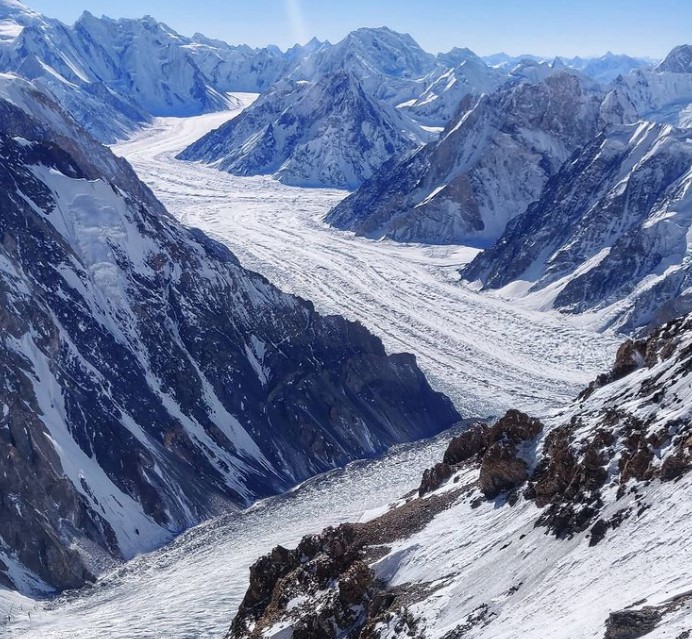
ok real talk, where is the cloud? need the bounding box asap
[285,0,308,45]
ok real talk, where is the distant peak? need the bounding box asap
[657,44,692,73]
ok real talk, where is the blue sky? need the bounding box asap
[28,0,690,58]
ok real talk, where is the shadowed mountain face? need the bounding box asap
[0,79,460,594]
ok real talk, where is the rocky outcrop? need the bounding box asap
[227,490,460,639]
[605,590,692,639]
[443,422,490,465]
[605,609,663,639]
[478,411,543,498]
[420,412,542,499]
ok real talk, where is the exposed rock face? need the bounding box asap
[605,609,664,639]
[478,411,543,498]
[462,122,692,333]
[442,422,490,465]
[327,71,603,245]
[0,78,460,593]
[227,491,459,639]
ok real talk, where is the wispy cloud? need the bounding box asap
[285,0,308,45]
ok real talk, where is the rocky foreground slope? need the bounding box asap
[0,75,460,595]
[226,314,692,639]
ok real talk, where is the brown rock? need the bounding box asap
[479,442,530,499]
[419,463,454,496]
[443,424,489,465]
[660,452,690,482]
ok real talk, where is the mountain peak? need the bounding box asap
[657,44,692,73]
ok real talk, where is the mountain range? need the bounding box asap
[327,44,692,332]
[0,2,690,636]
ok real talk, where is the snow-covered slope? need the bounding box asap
[401,49,503,127]
[327,71,604,245]
[601,48,692,128]
[226,314,692,638]
[178,70,425,189]
[462,122,692,333]
[0,1,231,141]
[0,77,460,595]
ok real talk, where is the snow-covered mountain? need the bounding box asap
[560,52,653,84]
[0,1,232,141]
[178,69,427,189]
[293,27,437,107]
[177,27,453,189]
[0,75,460,595]
[657,44,692,73]
[601,47,692,128]
[182,35,330,94]
[225,313,692,638]
[462,122,692,333]
[327,70,604,245]
[401,48,503,127]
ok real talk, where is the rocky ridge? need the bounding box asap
[225,314,692,639]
